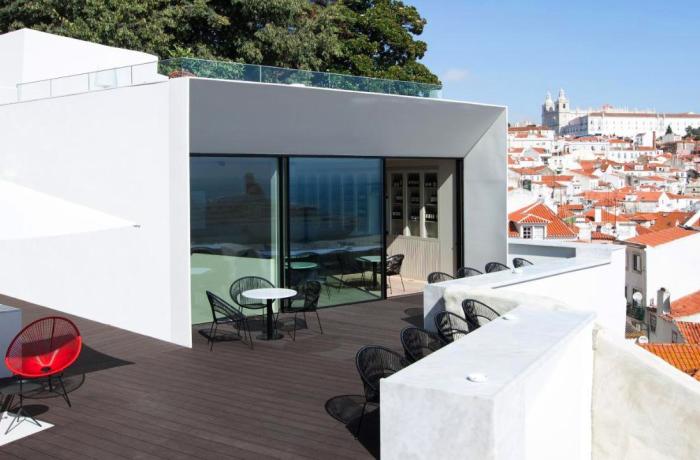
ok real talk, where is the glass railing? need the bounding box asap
[158,58,442,98]
[12,58,442,102]
[16,62,161,102]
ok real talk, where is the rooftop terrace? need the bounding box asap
[0,293,422,459]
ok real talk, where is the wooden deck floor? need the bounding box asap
[0,293,424,459]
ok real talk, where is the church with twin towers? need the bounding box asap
[541,89,700,138]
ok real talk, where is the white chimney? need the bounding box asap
[594,207,602,223]
[657,288,671,315]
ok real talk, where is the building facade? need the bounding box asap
[542,89,700,138]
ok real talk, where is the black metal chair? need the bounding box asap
[230,276,275,333]
[461,299,500,332]
[434,311,471,343]
[336,250,367,290]
[455,266,483,278]
[400,327,445,363]
[279,280,323,340]
[427,272,454,284]
[355,346,408,437]
[386,254,405,293]
[512,257,533,268]
[205,291,253,350]
[484,262,510,273]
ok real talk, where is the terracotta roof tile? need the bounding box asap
[677,322,700,345]
[671,291,700,319]
[638,343,700,381]
[626,226,698,247]
[508,202,577,239]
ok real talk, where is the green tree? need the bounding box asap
[0,0,438,83]
[665,125,673,135]
[329,0,438,84]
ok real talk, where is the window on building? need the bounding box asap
[522,226,532,239]
[672,331,679,343]
[633,253,642,272]
[649,313,657,334]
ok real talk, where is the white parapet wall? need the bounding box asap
[424,241,627,337]
[592,330,700,459]
[382,305,596,459]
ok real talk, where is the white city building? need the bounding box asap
[542,89,700,138]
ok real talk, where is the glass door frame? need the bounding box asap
[281,155,387,307]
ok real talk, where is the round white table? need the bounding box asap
[242,288,297,341]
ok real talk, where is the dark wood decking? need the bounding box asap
[0,294,424,459]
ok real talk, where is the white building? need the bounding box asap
[541,89,700,138]
[622,227,700,309]
[0,29,507,347]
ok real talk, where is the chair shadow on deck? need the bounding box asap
[21,345,133,402]
[325,395,380,459]
[1,345,133,418]
[401,307,424,328]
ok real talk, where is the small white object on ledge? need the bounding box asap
[501,314,516,321]
[467,373,488,383]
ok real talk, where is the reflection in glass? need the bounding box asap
[288,158,382,307]
[190,157,279,324]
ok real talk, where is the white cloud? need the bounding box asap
[442,68,469,83]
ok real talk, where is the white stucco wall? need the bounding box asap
[593,330,700,459]
[0,79,191,346]
[0,29,156,84]
[645,232,700,303]
[424,242,627,336]
[382,306,595,460]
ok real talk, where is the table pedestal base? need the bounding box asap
[257,331,284,341]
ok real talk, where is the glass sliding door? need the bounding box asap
[190,156,280,324]
[288,157,383,307]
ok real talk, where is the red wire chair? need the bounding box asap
[4,316,82,433]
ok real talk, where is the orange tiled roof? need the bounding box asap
[591,231,616,241]
[583,209,631,224]
[638,343,700,381]
[626,226,698,247]
[677,322,700,345]
[508,202,578,239]
[671,291,700,319]
[648,211,694,231]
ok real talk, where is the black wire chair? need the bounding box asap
[434,311,471,343]
[279,280,323,341]
[386,254,406,293]
[455,266,483,278]
[336,250,367,290]
[355,346,408,437]
[400,327,445,363]
[461,299,500,332]
[512,257,533,268]
[230,276,274,332]
[205,291,253,350]
[484,262,510,273]
[427,272,454,284]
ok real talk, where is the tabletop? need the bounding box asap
[357,255,381,264]
[287,261,319,270]
[243,288,297,300]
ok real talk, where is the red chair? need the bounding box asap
[4,316,82,432]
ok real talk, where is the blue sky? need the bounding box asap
[408,1,700,123]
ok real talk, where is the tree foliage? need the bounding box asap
[0,0,438,83]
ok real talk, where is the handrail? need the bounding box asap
[13,57,442,102]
